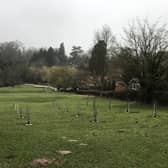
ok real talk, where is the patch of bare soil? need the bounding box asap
[31,155,66,167]
[68,139,78,142]
[31,158,52,167]
[61,136,67,139]
[57,150,72,155]
[79,143,88,146]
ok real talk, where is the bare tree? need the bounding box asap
[122,19,168,102]
[94,25,116,55]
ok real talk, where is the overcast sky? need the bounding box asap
[0,0,168,54]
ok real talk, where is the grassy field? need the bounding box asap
[0,85,168,168]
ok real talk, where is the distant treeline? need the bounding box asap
[0,41,91,87]
[1,19,168,104]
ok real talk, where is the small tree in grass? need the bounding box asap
[89,40,107,89]
[14,104,19,114]
[86,95,89,106]
[126,92,130,112]
[19,106,23,119]
[65,105,69,113]
[26,105,32,125]
[76,104,80,118]
[109,98,112,112]
[152,100,158,118]
[93,97,97,122]
[126,101,130,112]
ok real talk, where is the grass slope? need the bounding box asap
[0,85,168,168]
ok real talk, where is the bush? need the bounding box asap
[40,66,79,89]
[113,91,128,100]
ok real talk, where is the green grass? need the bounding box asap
[0,85,168,168]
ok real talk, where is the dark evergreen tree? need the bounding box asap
[89,40,107,87]
[69,46,84,67]
[30,48,48,66]
[0,41,28,86]
[58,43,67,65]
[46,47,55,66]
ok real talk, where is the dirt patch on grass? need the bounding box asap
[31,158,52,167]
[61,136,67,139]
[57,150,72,155]
[31,155,66,167]
[68,139,78,142]
[79,143,88,146]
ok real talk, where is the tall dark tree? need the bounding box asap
[69,46,84,67]
[58,43,67,65]
[94,25,117,57]
[30,48,47,66]
[89,40,107,87]
[46,47,55,66]
[0,41,27,86]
